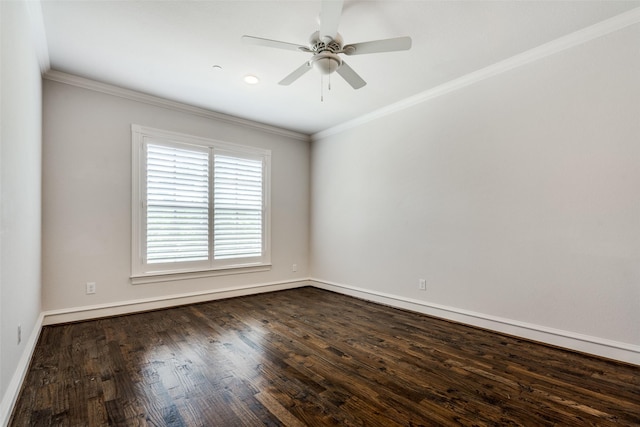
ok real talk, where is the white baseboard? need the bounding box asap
[42,279,310,325]
[1,313,44,427]
[310,278,640,366]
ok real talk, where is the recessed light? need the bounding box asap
[212,65,222,70]
[244,75,260,85]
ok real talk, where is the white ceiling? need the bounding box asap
[39,0,640,135]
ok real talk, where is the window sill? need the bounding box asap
[130,263,272,285]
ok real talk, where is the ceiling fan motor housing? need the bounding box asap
[310,31,343,53]
[309,31,343,74]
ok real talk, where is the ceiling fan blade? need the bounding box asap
[343,36,412,55]
[242,35,311,53]
[279,61,313,85]
[319,0,344,39]
[336,61,366,89]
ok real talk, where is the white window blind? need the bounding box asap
[214,154,263,260]
[132,125,271,279]
[146,144,209,264]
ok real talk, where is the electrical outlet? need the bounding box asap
[17,325,22,345]
[292,264,298,272]
[418,279,427,291]
[86,282,96,294]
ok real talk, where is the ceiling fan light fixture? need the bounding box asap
[312,52,341,75]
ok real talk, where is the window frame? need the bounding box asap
[131,125,271,283]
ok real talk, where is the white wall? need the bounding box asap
[41,78,310,317]
[0,0,43,416]
[311,23,640,361]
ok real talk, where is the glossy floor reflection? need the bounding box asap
[10,287,640,426]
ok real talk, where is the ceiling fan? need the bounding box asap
[242,0,412,90]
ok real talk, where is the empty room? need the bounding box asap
[1,0,639,425]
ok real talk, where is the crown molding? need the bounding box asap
[313,7,640,141]
[43,70,310,142]
[25,0,50,73]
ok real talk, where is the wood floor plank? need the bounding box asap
[9,287,640,426]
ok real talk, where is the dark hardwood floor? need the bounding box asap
[9,287,640,426]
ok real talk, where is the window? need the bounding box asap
[131,125,271,280]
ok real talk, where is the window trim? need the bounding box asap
[131,124,271,282]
